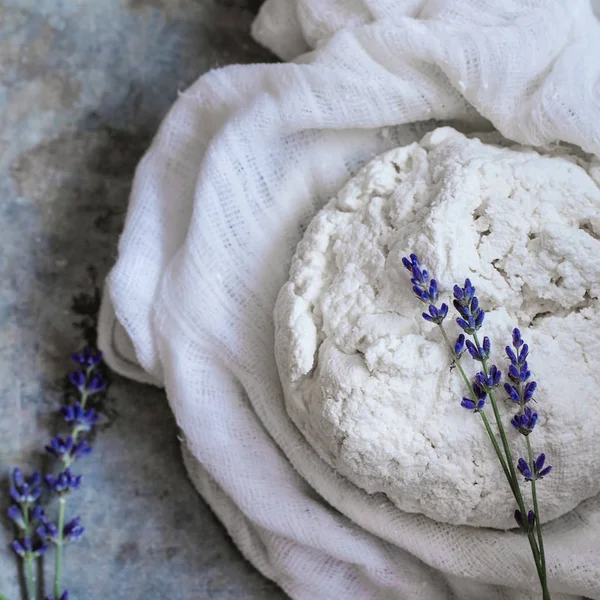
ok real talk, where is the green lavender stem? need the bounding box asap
[53,376,90,597]
[527,436,549,599]
[22,508,37,600]
[54,497,66,598]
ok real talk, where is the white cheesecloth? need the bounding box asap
[98,1,600,598]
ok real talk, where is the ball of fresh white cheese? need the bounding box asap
[274,127,600,529]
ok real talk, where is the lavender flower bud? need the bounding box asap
[505,346,517,365]
[523,381,537,402]
[45,469,82,495]
[12,537,46,558]
[45,436,75,461]
[10,470,42,504]
[534,453,552,479]
[511,407,538,436]
[512,328,524,348]
[454,334,465,356]
[517,458,533,481]
[87,373,107,394]
[61,402,98,431]
[69,370,86,390]
[7,505,25,529]
[514,509,535,532]
[63,517,85,543]
[460,397,485,412]
[72,348,102,367]
[37,516,59,541]
[504,383,520,403]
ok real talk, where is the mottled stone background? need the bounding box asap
[0,0,285,597]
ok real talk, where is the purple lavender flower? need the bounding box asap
[453,279,485,333]
[86,372,107,394]
[511,407,538,436]
[46,436,92,463]
[72,347,102,367]
[68,370,86,391]
[44,469,82,494]
[12,537,47,558]
[454,334,465,356]
[474,365,502,391]
[7,505,26,529]
[514,509,536,532]
[61,402,98,431]
[45,436,75,461]
[31,505,44,521]
[63,517,85,543]
[402,254,448,324]
[10,469,42,505]
[517,454,552,482]
[461,384,487,412]
[465,337,491,362]
[422,303,449,324]
[37,516,59,541]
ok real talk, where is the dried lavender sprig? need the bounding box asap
[41,349,106,599]
[7,469,45,600]
[402,255,548,597]
[401,256,514,488]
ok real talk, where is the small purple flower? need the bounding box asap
[523,381,537,402]
[45,469,82,494]
[37,516,59,541]
[402,254,448,324]
[461,384,487,412]
[45,436,75,461]
[474,365,502,391]
[534,453,552,479]
[454,334,465,356]
[514,509,535,532]
[517,458,533,481]
[512,328,524,348]
[12,537,47,558]
[73,440,92,460]
[31,505,44,521]
[43,432,90,468]
[517,454,552,482]
[69,370,86,390]
[504,382,520,403]
[63,516,85,543]
[453,279,485,334]
[422,303,449,325]
[87,373,107,394]
[61,402,98,431]
[461,397,485,412]
[511,407,538,436]
[7,505,25,529]
[72,347,103,367]
[10,469,42,505]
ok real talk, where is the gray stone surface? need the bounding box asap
[0,0,286,597]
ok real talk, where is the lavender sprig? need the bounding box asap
[402,254,551,600]
[7,469,45,600]
[39,350,106,599]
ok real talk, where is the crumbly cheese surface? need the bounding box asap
[274,127,600,529]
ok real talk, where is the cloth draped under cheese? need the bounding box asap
[98,1,600,598]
